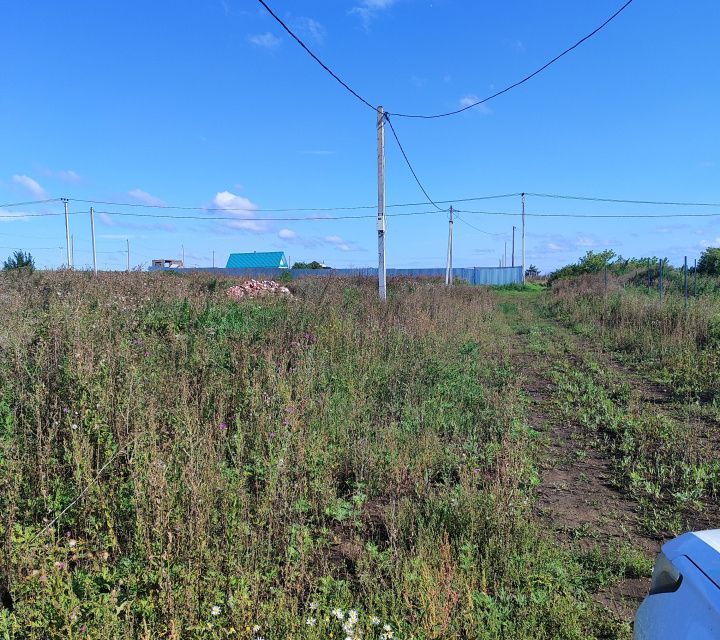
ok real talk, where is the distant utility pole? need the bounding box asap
[90,207,97,275]
[212,250,215,269]
[71,234,74,267]
[504,241,507,268]
[684,256,688,306]
[445,206,454,285]
[62,198,72,268]
[182,244,185,266]
[521,193,526,283]
[512,225,516,268]
[127,239,130,273]
[377,105,387,301]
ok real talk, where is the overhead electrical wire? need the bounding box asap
[64,193,519,212]
[0,198,61,208]
[255,0,376,112]
[455,208,720,219]
[383,114,446,211]
[255,0,634,119]
[454,214,509,236]
[389,0,635,119]
[527,192,720,207]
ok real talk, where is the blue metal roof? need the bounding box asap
[226,251,288,269]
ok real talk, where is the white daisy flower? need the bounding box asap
[306,617,317,626]
[210,605,221,616]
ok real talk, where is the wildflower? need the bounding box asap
[252,625,261,633]
[62,407,69,414]
[269,431,276,439]
[211,605,221,616]
[277,457,285,468]
[383,624,392,632]
[219,422,228,430]
[309,601,319,610]
[332,608,345,620]
[68,539,77,548]
[371,617,381,626]
[54,561,66,570]
[348,610,358,624]
[71,424,78,430]
[342,622,354,634]
[306,617,317,626]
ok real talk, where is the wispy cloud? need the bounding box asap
[248,32,281,49]
[458,95,492,114]
[40,168,82,184]
[128,188,166,207]
[325,234,362,252]
[292,16,325,44]
[212,191,267,232]
[350,0,398,28]
[278,228,296,239]
[12,174,45,198]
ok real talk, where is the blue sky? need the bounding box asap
[1,0,718,273]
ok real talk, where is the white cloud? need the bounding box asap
[278,228,296,239]
[350,0,398,27]
[458,96,492,114]
[700,237,720,248]
[128,188,166,207]
[575,235,596,247]
[212,191,266,232]
[248,32,281,49]
[294,16,325,44]
[546,242,564,251]
[12,174,45,197]
[56,170,81,184]
[325,234,358,252]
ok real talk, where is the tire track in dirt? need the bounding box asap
[500,294,659,623]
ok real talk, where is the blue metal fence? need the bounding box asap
[152,266,523,286]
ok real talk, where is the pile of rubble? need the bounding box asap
[226,279,292,300]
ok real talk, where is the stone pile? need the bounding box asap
[226,279,292,300]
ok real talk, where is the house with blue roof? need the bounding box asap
[226,251,289,269]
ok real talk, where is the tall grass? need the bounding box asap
[550,273,720,400]
[0,272,626,639]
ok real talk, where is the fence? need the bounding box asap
[149,266,524,286]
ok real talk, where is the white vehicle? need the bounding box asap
[635,530,720,639]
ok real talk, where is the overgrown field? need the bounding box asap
[0,273,628,639]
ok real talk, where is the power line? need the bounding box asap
[527,192,720,207]
[255,0,376,112]
[92,208,443,221]
[389,0,636,119]
[454,214,509,236]
[383,114,445,211]
[0,198,62,208]
[65,194,521,212]
[456,208,720,219]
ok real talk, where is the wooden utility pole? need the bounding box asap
[90,207,97,275]
[62,198,71,268]
[445,206,454,285]
[511,225,516,268]
[377,106,386,301]
[521,193,526,283]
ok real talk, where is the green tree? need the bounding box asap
[3,250,34,272]
[525,264,540,278]
[292,261,329,269]
[697,247,720,276]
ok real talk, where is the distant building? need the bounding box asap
[226,251,289,269]
[150,259,184,270]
